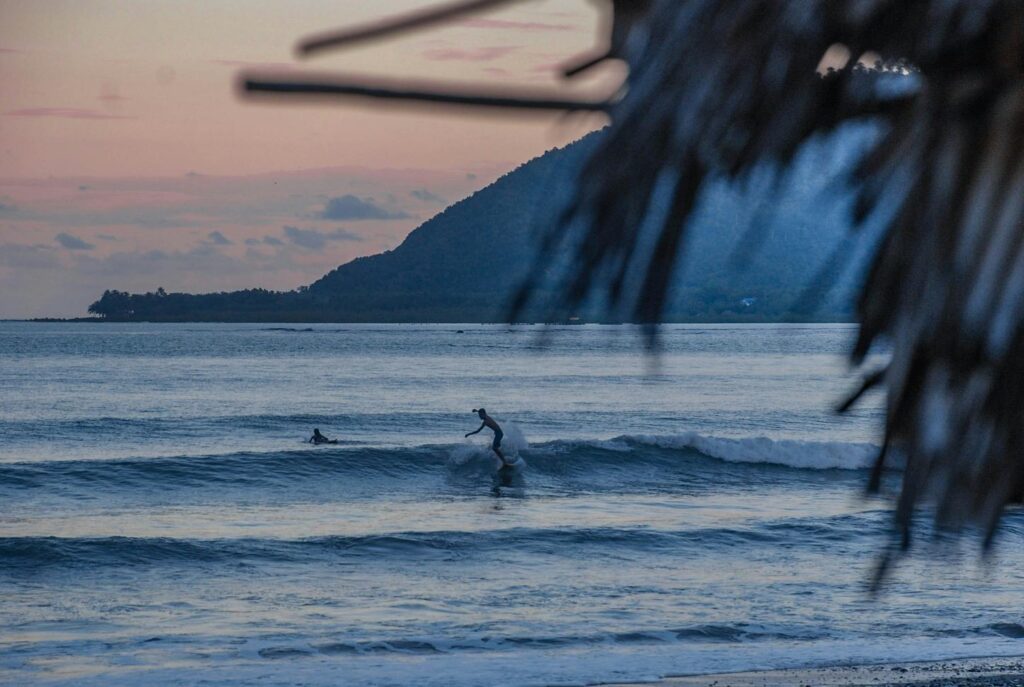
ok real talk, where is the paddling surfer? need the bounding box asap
[465,408,509,465]
[308,428,338,445]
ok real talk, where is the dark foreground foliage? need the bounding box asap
[512,0,1024,572]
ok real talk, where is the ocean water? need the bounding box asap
[3,322,1024,687]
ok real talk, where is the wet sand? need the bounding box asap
[607,656,1024,687]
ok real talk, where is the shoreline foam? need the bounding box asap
[604,655,1024,687]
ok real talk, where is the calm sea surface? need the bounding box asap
[3,323,1024,686]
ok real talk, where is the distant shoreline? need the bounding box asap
[13,317,105,323]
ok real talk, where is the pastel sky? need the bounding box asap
[0,0,614,317]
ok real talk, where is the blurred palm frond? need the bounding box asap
[515,0,1024,575]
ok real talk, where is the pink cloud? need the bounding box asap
[0,48,22,54]
[422,45,519,62]
[99,85,128,103]
[5,108,136,120]
[456,18,575,31]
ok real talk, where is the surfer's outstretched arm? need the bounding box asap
[465,422,485,438]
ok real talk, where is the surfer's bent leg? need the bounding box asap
[492,431,506,463]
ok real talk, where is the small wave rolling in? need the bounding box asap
[3,323,1024,687]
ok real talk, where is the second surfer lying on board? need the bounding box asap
[465,408,509,465]
[308,428,338,445]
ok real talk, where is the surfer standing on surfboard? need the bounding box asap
[465,408,509,465]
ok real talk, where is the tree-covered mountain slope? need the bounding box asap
[88,127,879,323]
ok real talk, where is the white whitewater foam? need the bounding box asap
[622,432,881,470]
[497,420,528,457]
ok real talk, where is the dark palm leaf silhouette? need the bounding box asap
[243,0,1024,575]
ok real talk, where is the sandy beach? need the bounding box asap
[610,656,1024,687]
